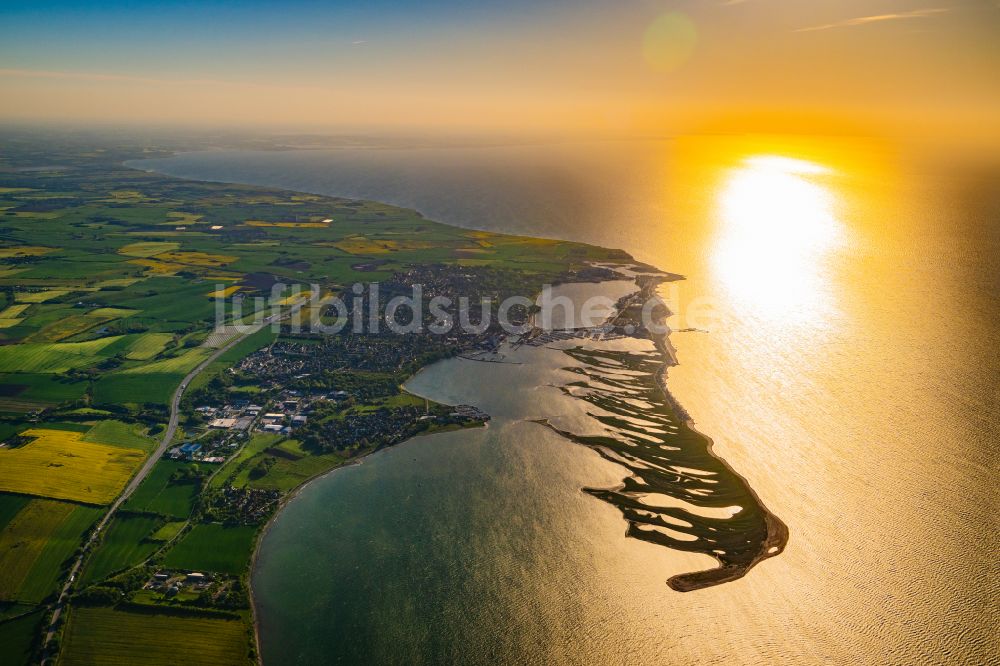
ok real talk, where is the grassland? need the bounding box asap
[0,429,144,504]
[81,420,155,452]
[91,372,180,408]
[78,515,162,586]
[207,433,283,490]
[0,500,75,601]
[236,448,345,493]
[124,460,202,518]
[0,336,124,373]
[0,373,88,413]
[162,523,258,575]
[123,332,174,360]
[0,493,31,531]
[118,347,211,375]
[60,606,249,666]
[149,520,185,542]
[0,610,44,666]
[0,499,101,603]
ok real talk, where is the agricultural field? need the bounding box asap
[116,241,180,258]
[0,373,88,413]
[15,290,70,304]
[0,303,30,318]
[0,609,44,666]
[0,336,125,373]
[0,429,144,504]
[124,459,204,518]
[25,309,133,343]
[78,514,163,586]
[149,520,186,542]
[0,493,32,531]
[60,606,249,666]
[118,346,211,375]
[123,332,175,360]
[81,419,156,452]
[161,523,258,575]
[0,133,625,664]
[0,499,101,603]
[91,372,180,408]
[0,500,73,601]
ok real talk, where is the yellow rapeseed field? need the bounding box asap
[116,241,179,257]
[156,251,236,267]
[206,285,241,298]
[16,290,70,303]
[0,429,144,505]
[332,236,434,254]
[0,246,54,258]
[246,219,330,228]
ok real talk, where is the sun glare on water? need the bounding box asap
[711,154,844,322]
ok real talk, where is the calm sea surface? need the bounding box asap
[133,138,999,664]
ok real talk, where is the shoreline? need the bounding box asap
[632,276,789,590]
[246,416,489,664]
[533,275,788,591]
[127,153,785,658]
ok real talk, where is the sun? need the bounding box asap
[711,154,844,321]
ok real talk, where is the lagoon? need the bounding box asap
[137,137,999,663]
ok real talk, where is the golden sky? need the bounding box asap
[1,1,998,141]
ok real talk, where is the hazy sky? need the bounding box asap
[1,0,998,139]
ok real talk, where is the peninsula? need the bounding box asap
[0,132,783,665]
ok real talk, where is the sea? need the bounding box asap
[131,135,999,665]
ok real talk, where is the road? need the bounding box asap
[41,285,318,657]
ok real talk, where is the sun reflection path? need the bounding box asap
[711,155,844,323]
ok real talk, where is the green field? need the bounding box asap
[0,609,44,666]
[91,372,181,407]
[149,520,186,542]
[0,336,124,373]
[0,500,73,601]
[119,347,211,375]
[0,493,31,532]
[82,419,156,452]
[238,449,345,493]
[0,373,88,413]
[123,332,175,360]
[79,514,162,586]
[208,433,283,490]
[162,523,258,575]
[60,606,249,666]
[124,459,202,518]
[0,499,101,603]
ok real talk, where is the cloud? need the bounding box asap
[794,7,949,32]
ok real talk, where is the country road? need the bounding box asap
[41,284,318,657]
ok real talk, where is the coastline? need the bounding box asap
[124,153,785,660]
[644,281,789,589]
[247,413,489,664]
[530,275,788,592]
